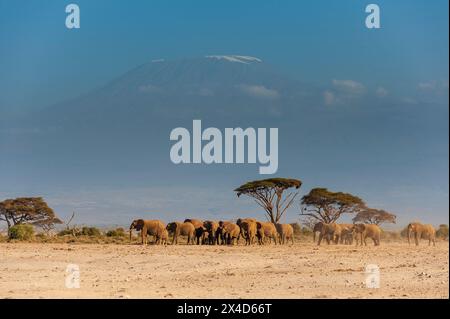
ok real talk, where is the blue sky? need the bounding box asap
[0,0,448,228]
[1,0,448,111]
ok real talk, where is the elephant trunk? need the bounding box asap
[129,229,133,242]
[407,228,411,245]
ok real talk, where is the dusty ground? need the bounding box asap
[0,241,448,299]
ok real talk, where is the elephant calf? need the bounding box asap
[339,224,355,245]
[158,229,169,245]
[353,224,381,246]
[166,221,195,245]
[203,220,220,245]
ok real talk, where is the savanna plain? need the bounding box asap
[0,239,448,299]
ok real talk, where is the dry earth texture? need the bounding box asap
[0,240,448,299]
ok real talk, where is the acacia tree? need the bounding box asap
[352,208,396,225]
[300,188,364,223]
[234,178,302,223]
[0,197,62,232]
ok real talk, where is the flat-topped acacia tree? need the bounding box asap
[234,178,302,223]
[0,197,62,232]
[300,188,364,223]
[352,208,396,225]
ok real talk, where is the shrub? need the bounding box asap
[290,223,302,235]
[436,224,449,240]
[8,224,35,240]
[80,226,102,237]
[381,230,401,241]
[400,226,409,238]
[301,226,313,236]
[58,228,75,236]
[106,227,126,237]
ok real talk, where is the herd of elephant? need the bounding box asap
[313,222,436,247]
[129,218,437,247]
[129,218,293,246]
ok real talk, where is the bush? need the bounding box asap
[436,224,449,240]
[80,226,102,237]
[290,223,302,235]
[301,226,313,236]
[400,226,409,238]
[58,228,75,236]
[8,224,35,240]
[106,227,126,237]
[381,230,401,241]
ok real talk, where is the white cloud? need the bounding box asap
[375,87,388,98]
[332,79,366,96]
[418,80,449,94]
[323,90,337,106]
[239,84,280,99]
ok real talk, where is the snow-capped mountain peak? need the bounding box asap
[205,55,262,64]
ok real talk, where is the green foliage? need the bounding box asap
[300,188,364,223]
[353,208,396,225]
[106,227,126,237]
[0,197,62,231]
[80,226,102,237]
[58,228,75,236]
[436,224,449,239]
[234,178,302,196]
[8,224,34,240]
[234,178,302,223]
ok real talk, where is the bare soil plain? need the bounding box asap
[0,241,448,299]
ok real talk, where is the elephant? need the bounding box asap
[236,218,257,245]
[316,222,341,245]
[158,229,169,245]
[338,224,355,245]
[166,221,195,245]
[256,222,278,245]
[312,222,324,243]
[203,220,220,245]
[407,222,436,246]
[129,219,166,245]
[184,218,204,244]
[216,221,233,245]
[275,223,294,245]
[353,224,381,246]
[196,227,209,245]
[218,221,241,245]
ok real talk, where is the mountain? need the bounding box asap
[1,55,446,193]
[1,55,324,187]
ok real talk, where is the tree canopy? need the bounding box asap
[234,178,302,223]
[0,197,62,231]
[352,208,396,225]
[300,188,364,223]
